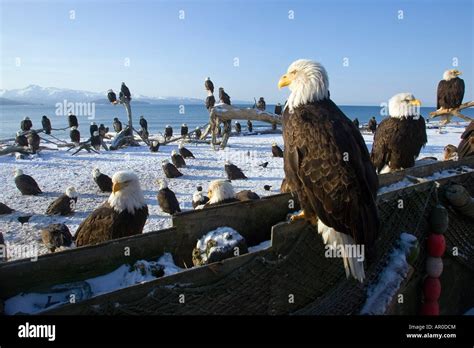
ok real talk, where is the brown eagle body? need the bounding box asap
[437,77,464,109]
[171,153,186,168]
[272,144,284,157]
[458,121,474,159]
[235,190,260,201]
[371,116,427,173]
[74,202,148,247]
[15,174,42,195]
[157,187,181,215]
[283,99,379,251]
[46,194,77,216]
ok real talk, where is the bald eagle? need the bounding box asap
[91,131,101,150]
[70,127,80,143]
[443,144,458,161]
[121,82,131,100]
[107,89,117,104]
[27,130,40,154]
[75,171,148,246]
[205,77,214,94]
[225,161,247,180]
[219,88,231,105]
[41,223,74,252]
[149,140,160,153]
[20,117,32,132]
[272,143,284,157]
[371,93,427,173]
[204,180,239,207]
[90,122,98,137]
[179,142,195,158]
[139,116,148,132]
[113,118,122,132]
[46,187,77,216]
[68,113,78,128]
[14,169,42,195]
[16,131,28,147]
[156,180,181,215]
[41,115,52,135]
[162,159,183,178]
[278,59,379,282]
[457,121,474,159]
[171,150,186,168]
[181,124,188,137]
[92,168,113,192]
[192,186,209,208]
[437,69,464,110]
[235,190,260,201]
[164,125,173,141]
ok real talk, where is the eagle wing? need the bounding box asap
[371,116,427,172]
[437,80,447,109]
[46,194,73,215]
[74,203,117,246]
[283,101,379,249]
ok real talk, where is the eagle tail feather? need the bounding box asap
[317,220,366,282]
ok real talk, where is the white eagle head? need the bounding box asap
[157,178,168,189]
[92,167,101,178]
[14,168,23,177]
[388,93,422,119]
[108,171,146,213]
[443,69,462,81]
[208,179,235,204]
[278,59,329,113]
[178,142,184,149]
[171,149,178,156]
[65,186,78,198]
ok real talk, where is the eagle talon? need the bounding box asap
[290,210,306,222]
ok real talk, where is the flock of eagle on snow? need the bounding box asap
[1,59,472,282]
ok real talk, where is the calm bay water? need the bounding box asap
[1,103,472,139]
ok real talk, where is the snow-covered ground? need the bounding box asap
[0,122,468,261]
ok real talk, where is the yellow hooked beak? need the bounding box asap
[112,182,127,193]
[278,74,293,89]
[409,99,422,106]
[207,189,213,199]
[455,70,462,76]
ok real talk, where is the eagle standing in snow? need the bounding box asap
[278,59,379,282]
[437,69,464,110]
[75,171,148,246]
[14,169,42,195]
[371,93,427,173]
[46,187,78,216]
[271,142,284,157]
[156,179,181,215]
[92,168,113,192]
[224,161,247,180]
[179,142,195,158]
[162,159,183,178]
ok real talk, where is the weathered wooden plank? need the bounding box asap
[0,227,178,299]
[378,157,474,187]
[43,248,269,315]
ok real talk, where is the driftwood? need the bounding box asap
[160,123,210,146]
[205,104,282,148]
[0,146,30,156]
[429,101,474,124]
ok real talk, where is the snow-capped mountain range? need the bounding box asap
[0,85,211,105]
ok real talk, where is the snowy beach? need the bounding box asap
[0,122,468,261]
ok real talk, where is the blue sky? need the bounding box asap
[0,0,472,105]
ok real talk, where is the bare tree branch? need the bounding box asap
[429,101,474,124]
